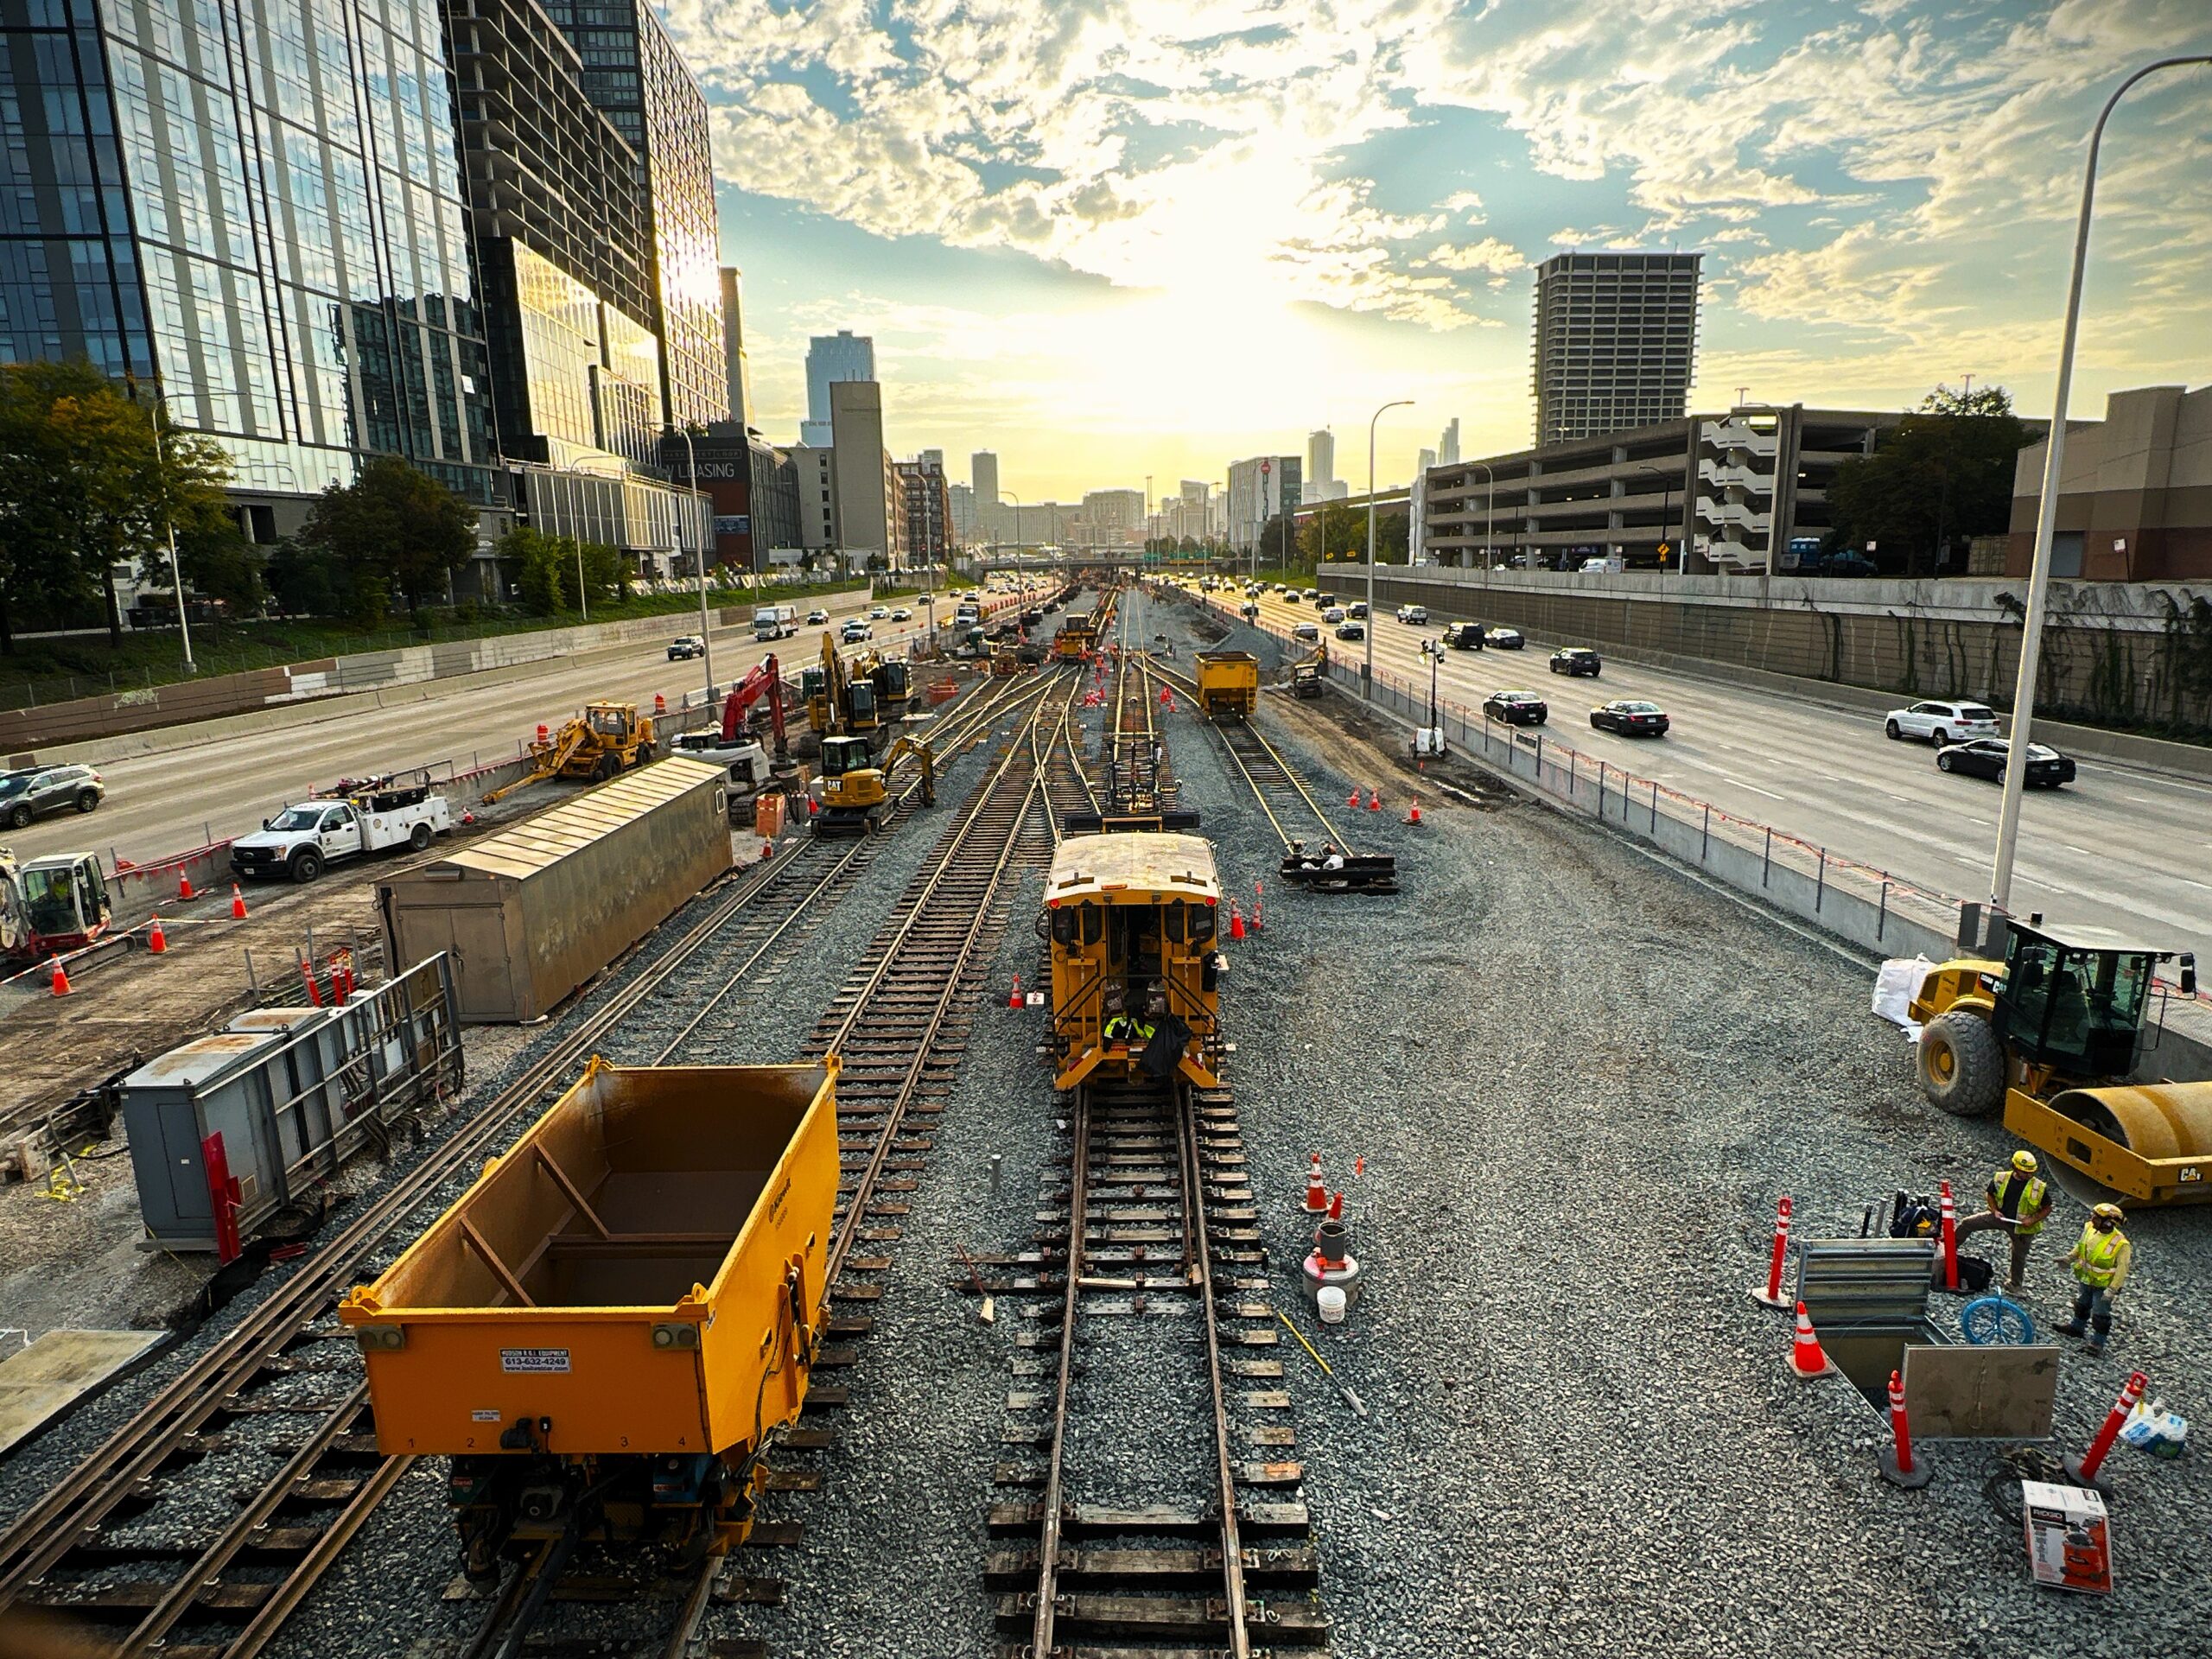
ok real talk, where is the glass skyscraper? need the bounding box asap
[801,327,873,447]
[540,0,722,432]
[0,0,497,507]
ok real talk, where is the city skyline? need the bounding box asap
[671,0,2211,502]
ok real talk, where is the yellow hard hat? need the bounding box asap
[2092,1203,2125,1221]
[2012,1150,2039,1174]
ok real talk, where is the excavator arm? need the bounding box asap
[719,654,793,763]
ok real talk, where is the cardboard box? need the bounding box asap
[2022,1479,2112,1594]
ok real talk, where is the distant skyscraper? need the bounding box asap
[1533,251,1702,446]
[1437,419,1460,465]
[829,380,903,566]
[1418,447,1437,474]
[1227,456,1302,555]
[543,0,727,429]
[972,450,1001,541]
[804,331,876,446]
[721,269,753,434]
[1305,429,1338,504]
[949,481,976,546]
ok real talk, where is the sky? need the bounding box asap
[661,0,2212,505]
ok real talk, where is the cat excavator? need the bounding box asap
[813,734,935,835]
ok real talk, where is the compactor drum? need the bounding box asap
[1909,921,2209,1205]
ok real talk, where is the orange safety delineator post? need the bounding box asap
[1938,1179,1959,1291]
[1752,1195,1793,1307]
[1879,1368,1932,1488]
[1789,1300,1834,1380]
[49,959,72,996]
[300,958,323,1007]
[2066,1370,2148,1491]
[1007,972,1023,1010]
[1252,880,1263,932]
[178,871,196,902]
[147,914,168,954]
[231,883,248,921]
[1303,1153,1328,1213]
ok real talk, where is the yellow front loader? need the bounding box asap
[483,702,657,804]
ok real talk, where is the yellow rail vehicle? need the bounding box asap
[1041,832,1225,1092]
[1193,650,1258,722]
[340,1059,839,1575]
[1053,617,1098,661]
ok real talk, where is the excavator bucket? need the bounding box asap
[2008,1082,2212,1205]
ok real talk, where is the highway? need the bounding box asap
[6,580,1055,870]
[1217,579,2212,969]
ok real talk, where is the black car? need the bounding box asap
[1937,738,2075,788]
[0,763,105,828]
[1441,622,1484,650]
[1590,699,1669,737]
[1336,621,1365,641]
[1484,690,1548,727]
[1549,646,1601,677]
[1487,626,1526,650]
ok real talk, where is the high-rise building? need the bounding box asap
[721,269,753,435]
[1437,418,1460,465]
[803,330,875,447]
[948,481,976,547]
[0,0,500,556]
[1305,429,1338,503]
[1226,456,1301,554]
[829,379,903,567]
[793,446,836,551]
[894,455,952,565]
[972,449,1001,542]
[541,0,724,430]
[1532,251,1701,446]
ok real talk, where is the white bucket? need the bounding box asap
[1317,1285,1347,1325]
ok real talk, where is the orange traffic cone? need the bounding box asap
[49,960,71,996]
[760,840,773,861]
[1007,973,1023,1010]
[231,883,248,920]
[1303,1154,1328,1214]
[1230,906,1245,941]
[1367,789,1382,811]
[1406,797,1422,824]
[147,915,168,954]
[1789,1300,1834,1380]
[178,872,195,901]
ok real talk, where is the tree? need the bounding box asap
[1827,384,2030,577]
[295,457,477,623]
[0,360,238,649]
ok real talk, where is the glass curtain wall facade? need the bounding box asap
[0,0,495,504]
[540,0,721,431]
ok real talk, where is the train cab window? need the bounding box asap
[1081,906,1103,945]
[1190,905,1215,945]
[1051,907,1077,946]
[1163,905,1185,944]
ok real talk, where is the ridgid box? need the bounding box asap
[2022,1480,2112,1594]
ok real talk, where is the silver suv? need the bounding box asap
[0,764,105,829]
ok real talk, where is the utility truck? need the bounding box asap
[753,603,799,641]
[232,774,453,883]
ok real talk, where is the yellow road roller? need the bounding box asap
[1910,918,2209,1205]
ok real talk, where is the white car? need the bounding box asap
[806,607,830,625]
[1885,699,2000,747]
[869,604,890,620]
[1395,604,1428,625]
[1322,607,1346,625]
[842,620,873,642]
[891,607,912,621]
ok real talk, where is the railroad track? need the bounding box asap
[1145,658,1361,856]
[0,664,1060,1659]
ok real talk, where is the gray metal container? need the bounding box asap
[377,758,730,1023]
[122,955,461,1252]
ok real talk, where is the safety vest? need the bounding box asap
[1992,1170,2048,1232]
[2070,1224,2127,1288]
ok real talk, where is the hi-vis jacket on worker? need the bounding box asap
[2068,1215,2132,1291]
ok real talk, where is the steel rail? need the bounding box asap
[1147,656,1358,853]
[1027,1081,1090,1658]
[1181,1077,1252,1659]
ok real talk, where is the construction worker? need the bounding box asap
[1955,1150,2052,1291]
[2057,1205,2132,1356]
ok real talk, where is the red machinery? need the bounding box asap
[721,653,791,762]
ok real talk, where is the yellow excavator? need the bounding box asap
[1910,917,2208,1205]
[483,702,656,804]
[814,734,934,835]
[803,632,880,738]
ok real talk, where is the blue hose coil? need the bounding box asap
[1961,1294,2037,1345]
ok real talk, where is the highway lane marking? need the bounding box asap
[1719,774,1786,801]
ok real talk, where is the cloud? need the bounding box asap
[1423,238,1524,276]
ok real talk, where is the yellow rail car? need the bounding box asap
[1193,650,1258,722]
[1041,832,1224,1092]
[340,1058,838,1575]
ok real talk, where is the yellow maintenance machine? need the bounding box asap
[1910,918,2210,1205]
[1193,651,1259,721]
[814,734,935,835]
[1040,831,1224,1093]
[482,702,656,803]
[802,632,880,738]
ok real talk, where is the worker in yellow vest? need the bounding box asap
[2056,1205,2132,1357]
[1955,1149,2052,1291]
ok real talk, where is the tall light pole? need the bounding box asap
[1636,467,1680,577]
[147,379,196,674]
[673,425,714,707]
[1365,398,1413,683]
[1990,54,2210,916]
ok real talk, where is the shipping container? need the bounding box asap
[378,758,729,1024]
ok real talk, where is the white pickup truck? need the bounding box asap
[230,781,453,883]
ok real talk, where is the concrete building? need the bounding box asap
[2005,384,2212,581]
[670,423,797,572]
[803,330,874,448]
[949,481,976,546]
[1533,251,1702,448]
[794,446,837,552]
[895,455,953,567]
[720,268,753,435]
[1421,404,1903,574]
[972,450,1001,542]
[1083,489,1146,537]
[1409,448,1438,562]
[1438,418,1461,466]
[829,379,904,568]
[1227,455,1302,555]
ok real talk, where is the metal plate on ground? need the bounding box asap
[0,1329,162,1453]
[1902,1343,2061,1441]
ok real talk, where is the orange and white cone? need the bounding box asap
[1007,972,1023,1010]
[1348,788,1360,810]
[49,960,72,996]
[1406,797,1421,824]
[1367,789,1382,811]
[178,872,196,901]
[1303,1153,1328,1214]
[231,883,248,920]
[147,914,168,954]
[1789,1300,1834,1380]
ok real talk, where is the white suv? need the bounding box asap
[1885,699,2000,746]
[1395,604,1428,625]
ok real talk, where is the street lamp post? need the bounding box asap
[1421,638,1442,742]
[147,386,196,674]
[1365,398,1413,683]
[1990,54,2210,916]
[1637,467,1680,576]
[673,425,715,708]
